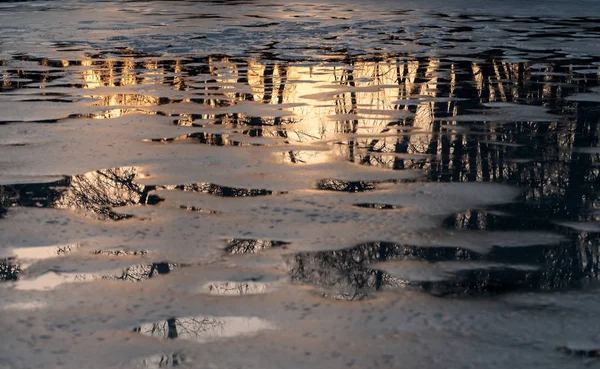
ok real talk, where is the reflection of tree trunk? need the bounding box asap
[467,134,478,182]
[262,64,274,104]
[275,64,289,139]
[427,120,441,177]
[468,210,479,229]
[149,262,170,278]
[236,62,253,102]
[171,353,180,367]
[480,140,490,182]
[392,135,409,170]
[452,134,463,182]
[247,117,263,137]
[167,318,178,339]
[565,105,596,219]
[497,136,505,181]
[243,63,277,138]
[375,242,389,290]
[346,63,358,162]
[562,104,598,284]
[440,133,451,182]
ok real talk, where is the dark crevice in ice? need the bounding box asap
[172,183,284,197]
[353,203,402,210]
[315,179,379,193]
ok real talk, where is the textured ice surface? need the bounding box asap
[2,1,600,368]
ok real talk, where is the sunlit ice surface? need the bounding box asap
[1,1,600,368]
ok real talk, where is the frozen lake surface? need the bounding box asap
[1,1,600,368]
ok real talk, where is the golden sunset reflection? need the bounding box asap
[15,52,566,170]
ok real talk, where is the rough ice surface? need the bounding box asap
[1,1,600,368]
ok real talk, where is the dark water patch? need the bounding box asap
[448,26,475,33]
[241,22,280,28]
[245,14,270,19]
[146,194,165,205]
[0,178,68,214]
[225,239,290,254]
[0,119,62,125]
[414,264,541,297]
[12,98,75,104]
[182,14,228,20]
[557,345,600,358]
[442,208,554,232]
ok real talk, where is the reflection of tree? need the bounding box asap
[285,239,594,299]
[0,186,10,218]
[315,179,377,192]
[93,249,148,256]
[205,281,268,295]
[176,183,276,197]
[225,239,289,254]
[72,262,176,283]
[286,242,482,299]
[0,244,78,283]
[286,244,396,301]
[137,352,187,368]
[343,55,600,294]
[0,167,164,221]
[118,262,174,282]
[0,168,156,220]
[0,258,20,281]
[5,51,600,298]
[134,316,224,340]
[55,167,151,220]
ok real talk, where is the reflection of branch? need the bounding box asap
[119,263,174,282]
[139,317,225,340]
[315,179,376,193]
[225,239,289,254]
[286,129,324,142]
[207,282,268,295]
[179,183,275,197]
[0,258,20,281]
[55,167,145,220]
